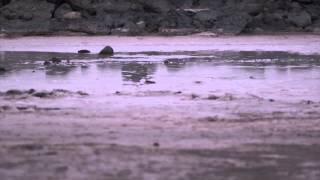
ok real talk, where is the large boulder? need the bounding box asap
[305,4,320,20]
[216,12,252,35]
[0,0,10,7]
[99,46,114,56]
[138,0,173,13]
[194,10,220,28]
[288,10,312,27]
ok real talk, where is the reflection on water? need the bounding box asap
[0,51,320,101]
[122,63,156,83]
[46,65,77,76]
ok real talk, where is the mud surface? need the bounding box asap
[0,36,320,180]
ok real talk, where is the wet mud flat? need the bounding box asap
[1,36,320,180]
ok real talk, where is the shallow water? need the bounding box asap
[0,50,320,102]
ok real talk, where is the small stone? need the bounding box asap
[153,142,160,147]
[191,94,199,99]
[77,91,89,96]
[207,95,219,100]
[99,46,114,56]
[78,49,91,54]
[174,91,182,94]
[145,80,156,84]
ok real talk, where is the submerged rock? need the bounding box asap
[78,49,91,54]
[99,46,114,56]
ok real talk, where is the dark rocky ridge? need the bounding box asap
[0,0,320,36]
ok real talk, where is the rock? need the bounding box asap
[295,0,313,4]
[139,0,173,13]
[102,2,135,13]
[192,31,218,37]
[19,12,33,21]
[43,61,51,66]
[145,80,156,84]
[123,21,144,35]
[313,27,320,34]
[252,27,264,34]
[288,11,312,27]
[136,21,146,29]
[1,0,320,36]
[216,12,252,35]
[194,10,220,28]
[0,0,11,7]
[6,89,23,96]
[78,49,90,54]
[99,46,114,56]
[0,66,6,72]
[50,57,62,64]
[63,11,82,20]
[159,28,197,35]
[305,5,320,20]
[240,3,264,16]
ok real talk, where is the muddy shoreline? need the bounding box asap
[1,36,320,180]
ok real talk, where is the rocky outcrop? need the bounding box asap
[0,0,320,36]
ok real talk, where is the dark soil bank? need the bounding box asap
[1,0,320,36]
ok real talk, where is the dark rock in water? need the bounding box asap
[50,57,62,64]
[153,142,160,147]
[1,0,320,35]
[78,49,91,54]
[6,89,23,96]
[99,46,114,56]
[33,92,50,98]
[145,80,156,84]
[27,89,36,94]
[76,91,89,96]
[43,61,51,66]
[164,58,182,65]
[0,66,7,72]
